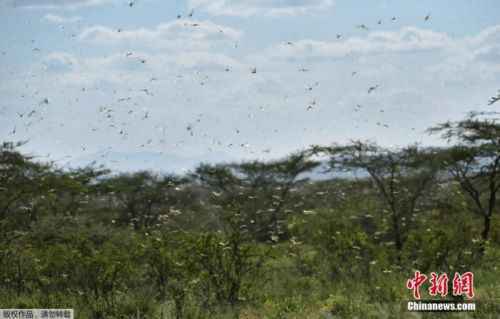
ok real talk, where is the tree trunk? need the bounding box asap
[481,214,491,242]
[392,210,403,264]
[479,214,491,256]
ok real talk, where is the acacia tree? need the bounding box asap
[143,232,195,319]
[312,142,440,259]
[190,163,265,313]
[429,114,500,243]
[104,171,187,229]
[235,152,320,240]
[191,163,244,232]
[0,142,52,226]
[193,152,318,241]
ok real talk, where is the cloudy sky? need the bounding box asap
[1,0,499,172]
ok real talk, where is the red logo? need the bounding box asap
[452,272,475,299]
[406,271,427,299]
[406,271,474,300]
[429,272,448,297]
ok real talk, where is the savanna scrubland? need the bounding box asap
[1,114,499,318]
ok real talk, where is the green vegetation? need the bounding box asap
[1,114,499,318]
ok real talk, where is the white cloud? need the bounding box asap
[258,27,454,63]
[78,20,242,50]
[189,0,334,17]
[10,0,112,9]
[43,52,79,71]
[466,26,500,65]
[39,20,246,86]
[465,25,500,48]
[42,50,246,86]
[43,13,81,24]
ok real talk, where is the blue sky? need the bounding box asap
[1,0,499,172]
